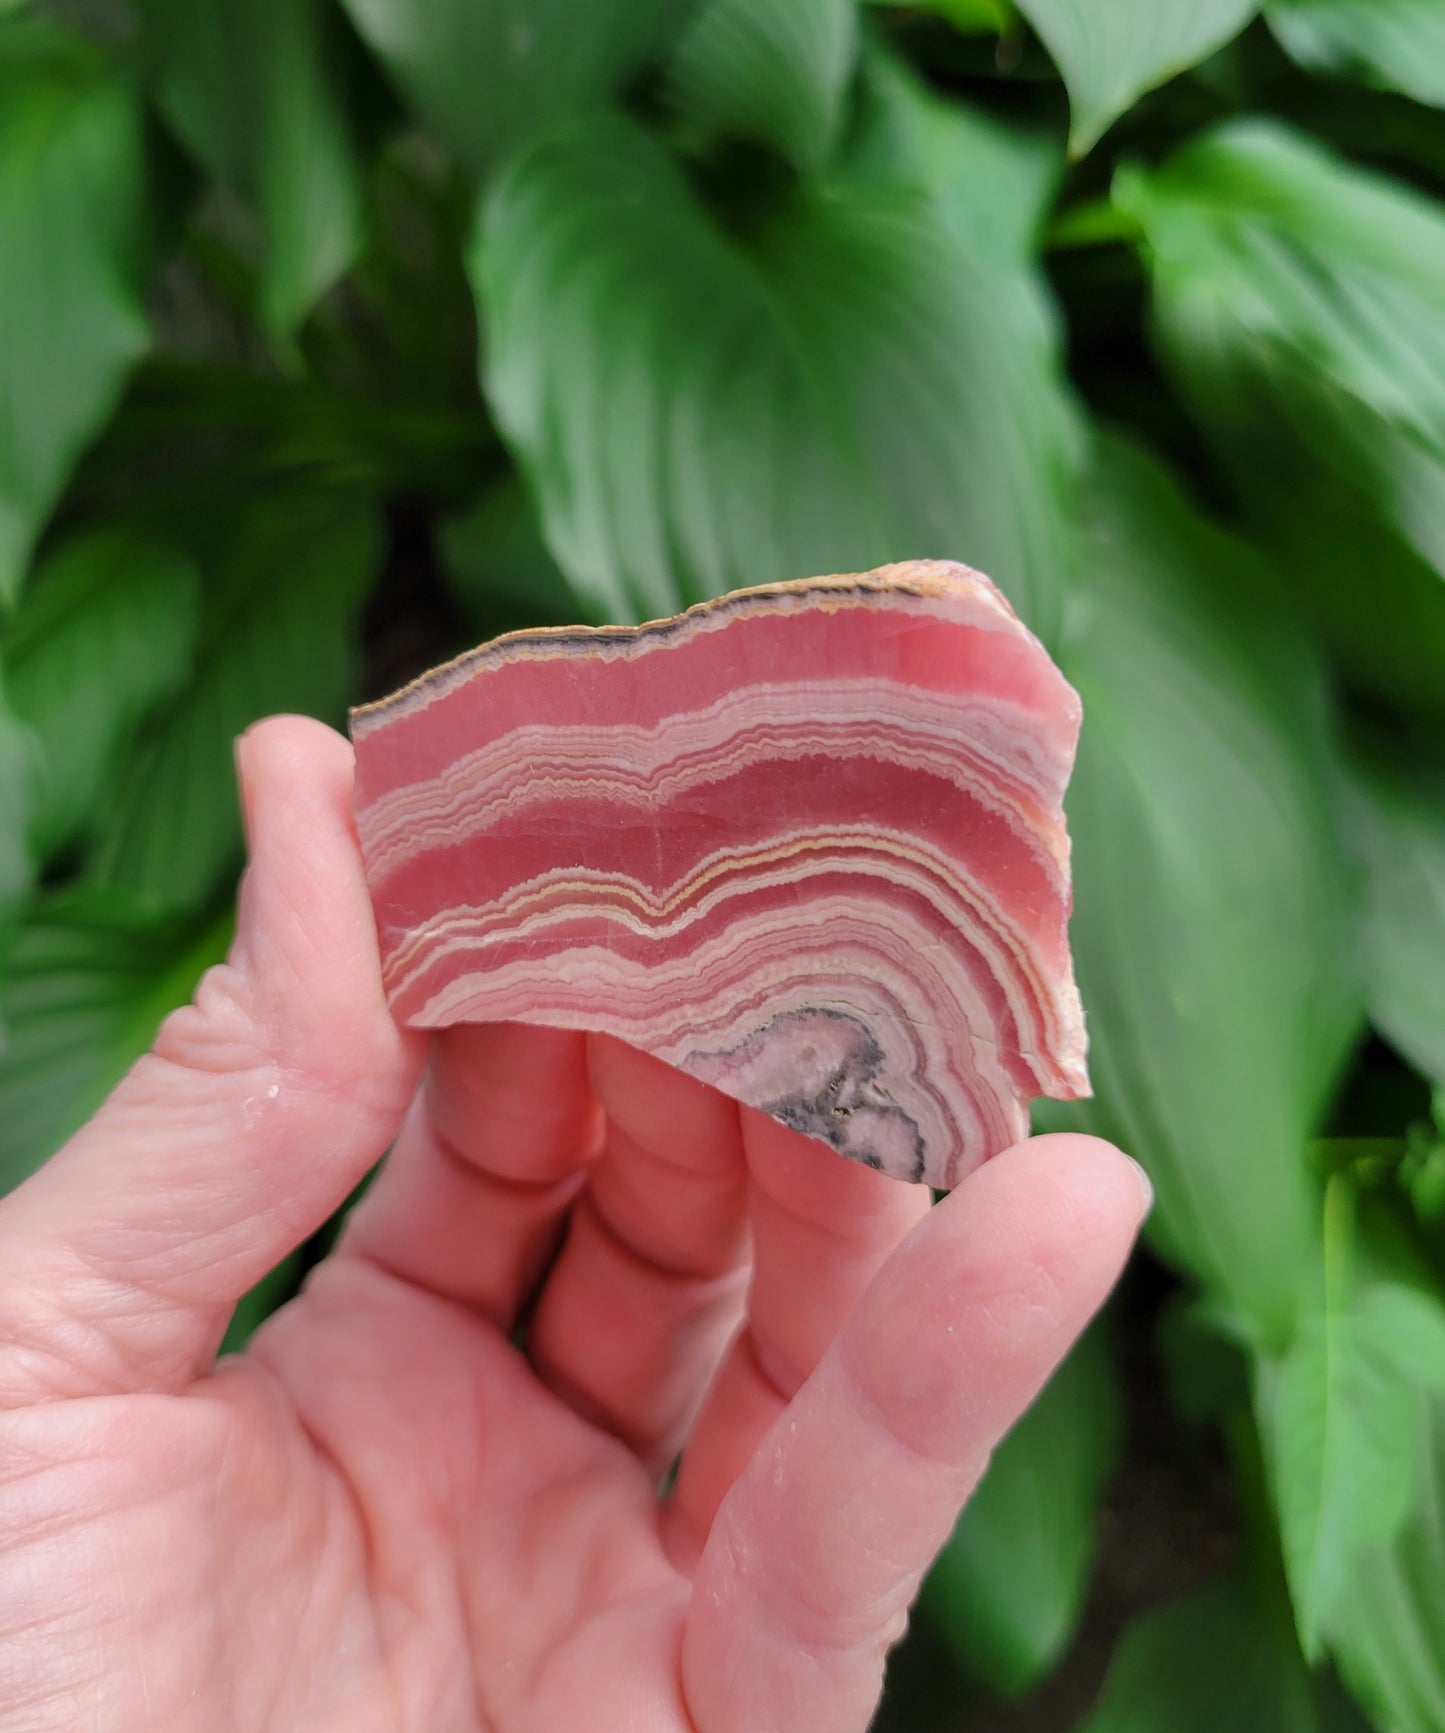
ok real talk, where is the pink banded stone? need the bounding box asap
[351,561,1090,1188]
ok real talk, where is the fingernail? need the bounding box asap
[1127,1156,1154,1218]
[233,730,257,852]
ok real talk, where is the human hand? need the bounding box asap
[0,716,1147,1733]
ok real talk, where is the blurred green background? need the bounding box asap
[2,0,1444,1726]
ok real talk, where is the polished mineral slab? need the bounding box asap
[351,561,1089,1187]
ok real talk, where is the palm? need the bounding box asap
[0,718,1143,1733]
[30,1273,694,1732]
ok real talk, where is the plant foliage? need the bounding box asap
[0,1,1442,1726]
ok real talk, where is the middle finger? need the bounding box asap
[525,1034,753,1472]
[338,1021,603,1328]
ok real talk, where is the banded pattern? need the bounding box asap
[351,561,1089,1187]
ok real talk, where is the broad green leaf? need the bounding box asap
[1116,123,1445,448]
[85,495,377,915]
[1327,1390,1445,1733]
[1268,0,1445,109]
[337,0,680,175]
[0,666,37,949]
[1258,1276,1445,1655]
[664,0,858,171]
[1242,447,1445,717]
[921,1324,1117,1694]
[1013,0,1261,155]
[0,16,153,602]
[867,0,1013,30]
[440,478,586,635]
[845,49,1063,263]
[0,888,232,1191]
[1058,436,1359,1342]
[1338,738,1445,1085]
[1116,121,1445,714]
[133,0,368,338]
[2,526,199,862]
[1362,1283,1445,1388]
[475,112,1077,640]
[1078,1570,1365,1733]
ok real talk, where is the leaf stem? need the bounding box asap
[1322,1173,1356,1321]
[1047,198,1144,251]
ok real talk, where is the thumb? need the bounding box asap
[680,1134,1146,1732]
[0,716,425,1403]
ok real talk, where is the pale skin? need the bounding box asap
[0,717,1148,1732]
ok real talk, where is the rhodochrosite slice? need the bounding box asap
[351,562,1089,1188]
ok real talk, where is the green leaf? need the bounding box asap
[921,1323,1117,1694]
[1057,436,1359,1342]
[1361,1283,1445,1390]
[0,16,154,602]
[475,111,1078,640]
[1242,451,1445,718]
[133,0,369,339]
[845,48,1063,263]
[440,477,585,635]
[1012,0,1261,155]
[0,665,38,942]
[1078,1570,1364,1733]
[85,494,377,915]
[1116,122,1445,447]
[1338,738,1445,1086]
[337,0,681,175]
[1327,1389,1445,1733]
[1268,0,1445,109]
[663,0,858,171]
[1116,121,1445,714]
[0,888,232,1192]
[2,526,199,863]
[867,0,1014,31]
[1258,1265,1444,1655]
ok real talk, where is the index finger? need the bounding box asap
[0,718,424,1402]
